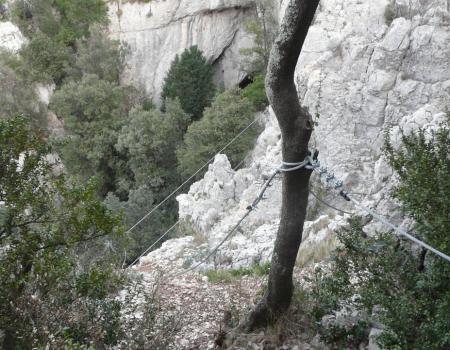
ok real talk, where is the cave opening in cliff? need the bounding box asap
[239,75,254,89]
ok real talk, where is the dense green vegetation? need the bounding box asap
[0,116,174,349]
[0,2,262,347]
[308,117,450,350]
[12,0,108,84]
[0,51,47,127]
[238,0,277,112]
[240,0,278,76]
[177,89,258,177]
[161,45,216,121]
[51,74,134,197]
[0,0,260,263]
[241,74,269,111]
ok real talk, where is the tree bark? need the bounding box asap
[243,0,320,330]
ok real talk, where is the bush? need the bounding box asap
[109,99,189,263]
[50,74,134,197]
[13,0,109,84]
[13,0,108,45]
[384,0,397,26]
[0,116,119,347]
[69,27,127,83]
[0,116,177,349]
[205,262,271,283]
[310,117,450,350]
[0,51,47,127]
[176,89,258,178]
[116,99,189,189]
[104,184,176,265]
[240,0,278,76]
[161,46,215,121]
[53,0,108,46]
[20,33,73,84]
[241,74,269,111]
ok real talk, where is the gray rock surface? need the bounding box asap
[108,0,256,104]
[0,21,25,52]
[135,0,450,269]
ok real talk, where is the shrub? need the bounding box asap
[240,74,269,111]
[0,116,177,349]
[13,0,109,84]
[53,0,108,46]
[161,46,215,121]
[310,117,450,350]
[384,0,397,26]
[0,52,47,127]
[240,0,278,76]
[0,116,120,347]
[176,89,258,178]
[68,27,127,83]
[50,74,134,197]
[116,99,190,189]
[13,0,108,45]
[108,99,190,263]
[20,33,73,84]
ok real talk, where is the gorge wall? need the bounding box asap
[1,0,448,271]
[141,0,450,271]
[107,0,256,103]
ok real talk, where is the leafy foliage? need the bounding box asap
[240,0,278,76]
[0,51,47,127]
[106,99,189,262]
[205,262,271,283]
[50,74,135,197]
[0,116,119,347]
[310,117,450,350]
[0,116,177,349]
[161,46,215,121]
[13,0,108,84]
[69,27,127,83]
[240,74,269,111]
[176,89,258,177]
[20,32,73,84]
[13,0,107,45]
[117,99,189,190]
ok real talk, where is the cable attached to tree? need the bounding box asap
[306,155,450,263]
[171,157,315,278]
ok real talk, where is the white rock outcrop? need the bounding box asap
[0,21,25,52]
[108,0,256,103]
[141,0,450,270]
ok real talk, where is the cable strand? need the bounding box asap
[125,119,259,234]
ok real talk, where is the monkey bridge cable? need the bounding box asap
[127,146,256,269]
[124,119,260,235]
[172,158,314,278]
[306,155,450,263]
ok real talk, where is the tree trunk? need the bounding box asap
[243,0,320,330]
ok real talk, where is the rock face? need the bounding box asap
[138,0,450,269]
[0,21,25,52]
[108,0,256,104]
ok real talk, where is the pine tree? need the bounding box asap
[161,46,215,121]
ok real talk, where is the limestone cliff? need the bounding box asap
[141,0,450,270]
[107,0,256,103]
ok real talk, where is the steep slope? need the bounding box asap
[108,0,256,103]
[140,0,450,270]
